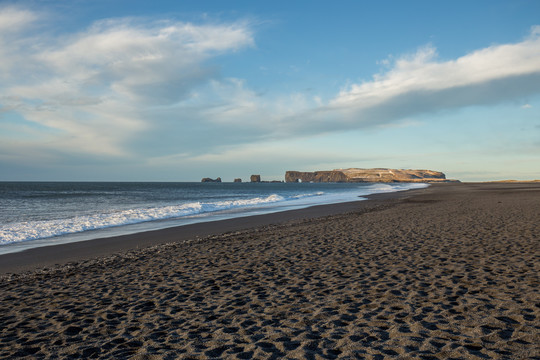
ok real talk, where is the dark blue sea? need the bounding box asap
[0,181,428,254]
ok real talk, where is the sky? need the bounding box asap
[1,0,539,182]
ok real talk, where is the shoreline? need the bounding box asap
[0,182,538,359]
[0,185,430,275]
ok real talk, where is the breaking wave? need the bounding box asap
[0,193,321,245]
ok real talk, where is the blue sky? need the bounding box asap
[1,0,539,181]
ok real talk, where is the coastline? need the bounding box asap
[1,182,538,359]
[0,185,428,275]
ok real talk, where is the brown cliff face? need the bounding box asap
[337,168,446,182]
[285,168,456,183]
[285,171,348,183]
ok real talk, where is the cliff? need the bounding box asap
[285,168,457,183]
[284,171,349,183]
[338,168,447,182]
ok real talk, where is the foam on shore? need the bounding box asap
[0,183,427,247]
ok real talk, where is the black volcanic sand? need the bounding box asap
[0,183,539,359]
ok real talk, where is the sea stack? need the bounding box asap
[201,177,222,183]
[234,178,242,183]
[250,175,261,183]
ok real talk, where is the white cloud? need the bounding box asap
[239,26,539,138]
[324,28,540,121]
[36,19,253,104]
[175,26,540,142]
[0,6,36,32]
[0,6,254,159]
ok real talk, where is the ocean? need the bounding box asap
[0,181,428,254]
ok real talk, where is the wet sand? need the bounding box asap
[0,183,538,359]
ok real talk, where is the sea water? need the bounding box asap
[0,181,428,254]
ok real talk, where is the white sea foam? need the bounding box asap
[0,182,428,247]
[363,182,428,193]
[0,193,315,245]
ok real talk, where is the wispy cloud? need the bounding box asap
[293,27,540,133]
[0,6,36,32]
[0,5,254,160]
[163,26,540,143]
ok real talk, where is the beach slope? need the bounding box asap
[0,183,538,359]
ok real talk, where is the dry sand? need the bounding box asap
[0,183,538,359]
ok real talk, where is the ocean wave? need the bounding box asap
[0,192,320,245]
[363,182,428,193]
[0,183,428,247]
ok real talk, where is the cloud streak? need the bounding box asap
[0,6,254,161]
[290,27,540,133]
[162,26,540,143]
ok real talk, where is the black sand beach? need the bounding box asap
[0,183,539,359]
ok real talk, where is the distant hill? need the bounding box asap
[285,168,459,183]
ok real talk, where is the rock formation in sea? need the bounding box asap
[234,178,242,183]
[285,168,458,183]
[250,175,261,183]
[201,177,222,183]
